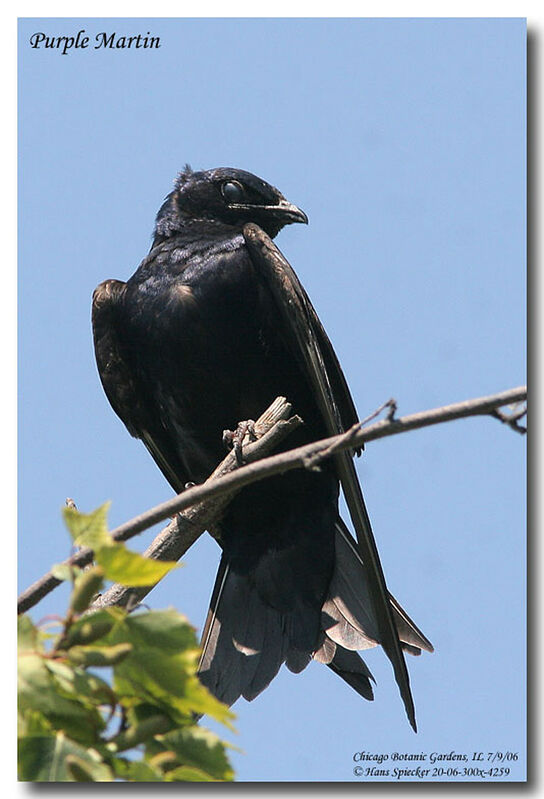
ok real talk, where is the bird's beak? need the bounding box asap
[227,198,308,225]
[273,199,308,225]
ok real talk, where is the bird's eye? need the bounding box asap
[221,181,245,204]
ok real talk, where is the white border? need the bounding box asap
[6,5,536,794]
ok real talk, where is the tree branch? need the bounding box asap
[17,397,301,615]
[18,386,526,615]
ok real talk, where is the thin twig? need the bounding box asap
[18,385,526,615]
[302,398,398,470]
[490,404,527,434]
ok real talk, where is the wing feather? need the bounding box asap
[92,279,188,493]
[243,223,419,730]
[92,280,142,437]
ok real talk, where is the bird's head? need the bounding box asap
[154,165,308,242]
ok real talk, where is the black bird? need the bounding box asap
[92,166,432,729]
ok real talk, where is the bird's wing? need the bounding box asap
[91,279,187,493]
[243,223,419,731]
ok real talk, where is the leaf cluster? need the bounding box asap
[18,504,235,782]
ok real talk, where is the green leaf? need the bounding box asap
[18,615,40,653]
[66,754,99,781]
[147,749,179,771]
[70,566,104,613]
[18,732,113,781]
[45,658,116,709]
[111,756,164,782]
[62,503,178,588]
[68,642,133,667]
[110,608,197,652]
[61,607,124,647]
[157,727,234,781]
[164,765,220,782]
[108,713,174,752]
[62,502,111,550]
[18,709,53,738]
[182,674,237,728]
[19,653,103,743]
[96,544,179,587]
[106,610,235,728]
[51,563,81,582]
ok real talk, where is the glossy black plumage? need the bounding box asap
[92,166,432,728]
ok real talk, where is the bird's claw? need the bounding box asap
[222,420,257,466]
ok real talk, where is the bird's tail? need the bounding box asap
[198,556,290,706]
[197,520,432,709]
[314,519,433,698]
[323,518,433,657]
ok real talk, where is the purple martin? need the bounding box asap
[92,166,432,729]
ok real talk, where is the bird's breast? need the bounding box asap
[123,237,297,468]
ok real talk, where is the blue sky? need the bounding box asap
[18,18,526,782]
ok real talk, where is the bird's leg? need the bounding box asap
[222,420,257,466]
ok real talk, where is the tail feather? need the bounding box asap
[243,603,287,701]
[285,647,312,674]
[332,519,433,655]
[314,633,337,664]
[327,645,375,701]
[198,561,245,706]
[388,593,434,654]
[322,598,377,651]
[198,557,288,706]
[197,521,432,713]
[329,523,381,642]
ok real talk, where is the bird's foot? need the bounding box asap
[222,420,257,466]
